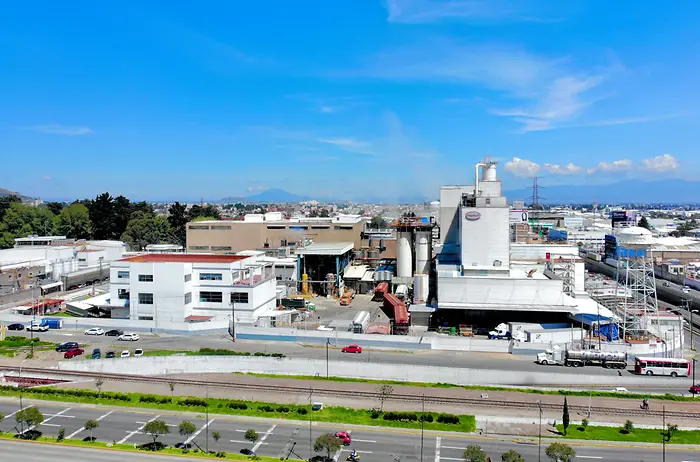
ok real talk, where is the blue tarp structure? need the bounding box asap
[573,313,611,325]
[573,313,620,341]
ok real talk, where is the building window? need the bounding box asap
[117,271,130,279]
[311,226,330,230]
[280,239,288,246]
[118,288,130,300]
[188,225,210,230]
[184,292,192,304]
[189,246,209,250]
[211,225,232,230]
[138,316,154,321]
[334,225,353,230]
[211,246,232,251]
[289,225,308,230]
[485,198,491,205]
[138,274,154,282]
[266,225,286,230]
[185,273,192,282]
[200,291,223,303]
[199,273,223,281]
[78,258,87,263]
[230,292,249,304]
[138,293,154,305]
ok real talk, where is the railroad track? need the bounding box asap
[3,365,699,420]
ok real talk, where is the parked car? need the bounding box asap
[120,350,130,358]
[682,286,691,294]
[334,431,351,445]
[55,341,79,352]
[690,385,700,394]
[84,327,105,336]
[27,323,49,332]
[64,348,85,359]
[117,333,139,342]
[105,351,116,359]
[134,348,144,357]
[105,329,123,337]
[240,449,255,456]
[7,323,25,331]
[91,348,102,359]
[175,442,193,449]
[341,344,362,354]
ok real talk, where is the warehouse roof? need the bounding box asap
[295,242,354,256]
[119,254,248,263]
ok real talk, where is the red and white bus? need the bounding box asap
[634,357,691,377]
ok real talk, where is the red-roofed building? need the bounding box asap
[110,253,276,328]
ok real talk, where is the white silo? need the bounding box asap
[414,231,431,274]
[483,162,498,181]
[396,232,413,278]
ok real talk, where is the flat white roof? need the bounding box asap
[295,242,354,256]
[344,265,369,279]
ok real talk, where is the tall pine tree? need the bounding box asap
[562,396,570,436]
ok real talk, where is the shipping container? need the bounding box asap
[41,318,63,329]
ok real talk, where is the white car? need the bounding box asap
[681,286,691,294]
[117,333,140,341]
[84,327,105,336]
[120,350,131,358]
[27,323,49,332]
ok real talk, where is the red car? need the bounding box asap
[334,431,351,445]
[690,385,700,395]
[64,348,85,359]
[341,344,362,354]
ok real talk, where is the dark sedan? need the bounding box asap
[7,323,25,331]
[105,329,124,337]
[55,342,79,352]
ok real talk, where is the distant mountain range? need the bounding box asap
[0,187,33,201]
[504,179,700,204]
[218,188,310,203]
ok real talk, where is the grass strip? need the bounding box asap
[0,385,475,433]
[0,336,53,348]
[0,433,300,461]
[556,424,700,444]
[241,372,697,402]
[140,348,285,358]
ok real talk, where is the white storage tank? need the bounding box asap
[396,232,413,278]
[415,231,431,274]
[413,273,429,303]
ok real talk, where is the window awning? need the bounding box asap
[40,281,63,290]
[184,315,213,322]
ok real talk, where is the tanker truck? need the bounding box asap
[536,345,627,369]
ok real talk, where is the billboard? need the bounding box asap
[509,210,529,223]
[611,211,637,227]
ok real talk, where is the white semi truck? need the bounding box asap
[536,345,627,369]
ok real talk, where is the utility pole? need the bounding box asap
[326,338,330,379]
[308,388,313,462]
[537,400,542,462]
[420,393,425,462]
[205,386,209,454]
[229,301,236,342]
[662,404,666,462]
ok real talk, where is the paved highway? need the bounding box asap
[0,399,698,462]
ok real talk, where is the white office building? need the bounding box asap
[109,253,276,327]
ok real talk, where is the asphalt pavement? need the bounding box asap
[0,398,698,462]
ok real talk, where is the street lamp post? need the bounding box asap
[308,388,313,462]
[537,400,542,462]
[420,393,425,462]
[326,338,330,379]
[693,358,697,388]
[18,359,28,433]
[690,308,698,351]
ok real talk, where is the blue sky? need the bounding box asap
[2,0,700,202]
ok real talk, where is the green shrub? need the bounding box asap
[227,401,248,410]
[179,398,208,407]
[436,414,460,424]
[258,405,274,412]
[276,406,290,413]
[370,410,381,419]
[383,412,418,422]
[421,414,434,423]
[296,408,308,415]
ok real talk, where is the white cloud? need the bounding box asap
[315,138,376,155]
[23,124,93,136]
[543,163,583,175]
[42,175,52,181]
[586,159,634,174]
[642,154,679,172]
[504,157,540,177]
[385,0,560,24]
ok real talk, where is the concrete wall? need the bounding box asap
[437,275,567,308]
[57,355,681,387]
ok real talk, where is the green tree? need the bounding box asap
[638,216,652,231]
[314,433,341,460]
[15,407,44,433]
[143,419,170,445]
[370,215,388,228]
[84,419,99,442]
[45,201,65,216]
[623,420,634,434]
[377,384,394,412]
[57,427,65,441]
[244,429,259,443]
[120,212,172,251]
[167,202,189,247]
[57,203,92,238]
[0,195,22,222]
[581,418,589,431]
[179,420,196,442]
[0,202,57,248]
[464,445,487,462]
[212,431,222,451]
[87,193,116,239]
[501,450,524,462]
[112,195,134,238]
[188,204,221,221]
[562,397,570,436]
[131,201,154,216]
[545,443,575,462]
[664,423,679,442]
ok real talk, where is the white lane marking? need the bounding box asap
[44,413,75,418]
[26,407,72,433]
[136,421,177,427]
[253,425,276,452]
[439,458,465,461]
[40,423,61,427]
[230,440,269,445]
[577,458,603,460]
[441,445,468,450]
[352,439,377,443]
[67,410,114,439]
[435,437,441,462]
[5,405,33,419]
[118,414,160,444]
[341,449,373,454]
[185,419,215,444]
